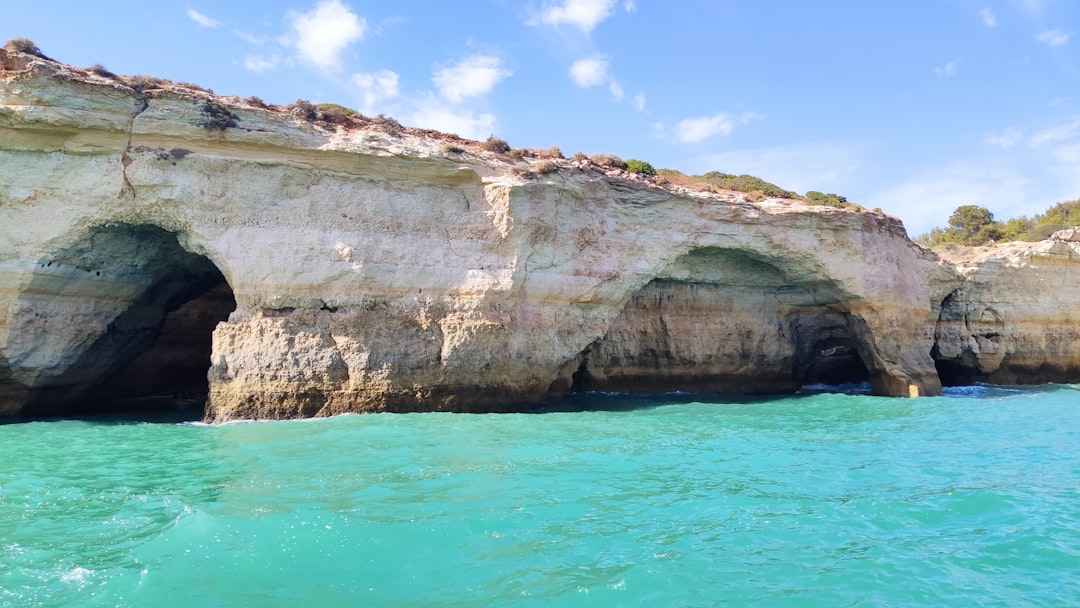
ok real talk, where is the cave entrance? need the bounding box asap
[571,247,877,396]
[795,322,872,389]
[4,224,235,418]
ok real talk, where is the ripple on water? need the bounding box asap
[1,389,1079,606]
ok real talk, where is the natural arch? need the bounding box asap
[572,247,877,395]
[1,224,235,417]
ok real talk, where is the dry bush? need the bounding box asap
[535,160,559,175]
[540,146,564,159]
[123,75,172,92]
[89,64,116,79]
[508,148,526,160]
[571,152,588,162]
[441,143,465,155]
[4,38,50,60]
[483,136,511,154]
[589,153,626,169]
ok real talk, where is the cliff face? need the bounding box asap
[932,235,1080,385]
[1,50,1074,421]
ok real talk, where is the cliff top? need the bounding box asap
[1,39,900,227]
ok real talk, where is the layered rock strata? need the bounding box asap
[2,49,1075,421]
[932,234,1080,385]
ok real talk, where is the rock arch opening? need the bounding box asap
[572,247,876,395]
[2,224,235,418]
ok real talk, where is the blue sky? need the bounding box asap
[5,0,1080,235]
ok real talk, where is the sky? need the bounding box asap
[5,0,1080,235]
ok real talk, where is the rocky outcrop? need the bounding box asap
[3,49,1074,422]
[932,234,1080,385]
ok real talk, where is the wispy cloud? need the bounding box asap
[243,54,278,73]
[187,8,221,28]
[979,7,997,27]
[530,0,617,33]
[287,0,366,71]
[633,92,646,112]
[935,60,959,79]
[985,127,1025,148]
[674,112,760,143]
[1036,28,1073,46]
[234,30,267,45]
[624,1,637,13]
[1029,118,1080,147]
[608,80,624,102]
[352,70,400,113]
[433,55,511,103]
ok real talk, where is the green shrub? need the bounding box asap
[804,191,851,208]
[918,198,1080,248]
[625,159,657,175]
[702,172,798,199]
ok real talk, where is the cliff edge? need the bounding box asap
[2,48,1074,421]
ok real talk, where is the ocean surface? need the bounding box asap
[2,385,1079,607]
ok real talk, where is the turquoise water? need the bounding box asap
[2,386,1079,607]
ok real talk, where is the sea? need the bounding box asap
[2,384,1078,607]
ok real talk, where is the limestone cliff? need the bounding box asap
[1,48,1071,422]
[932,231,1080,385]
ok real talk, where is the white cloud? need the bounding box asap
[243,54,278,73]
[352,70,399,113]
[409,94,497,140]
[985,127,1025,148]
[532,0,617,33]
[674,112,760,143]
[935,60,959,79]
[569,57,609,87]
[433,55,511,103]
[979,7,997,27]
[608,80,624,102]
[288,0,366,71]
[633,92,646,112]
[1029,118,1080,147]
[187,8,221,28]
[1036,29,1073,46]
[624,1,637,13]
[692,141,864,196]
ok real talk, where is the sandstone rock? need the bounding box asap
[6,49,1051,421]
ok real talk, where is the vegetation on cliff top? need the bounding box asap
[917,200,1080,248]
[5,37,869,210]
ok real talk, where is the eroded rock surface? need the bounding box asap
[933,240,1080,385]
[11,49,1076,421]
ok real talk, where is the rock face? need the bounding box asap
[932,240,1080,385]
[1,50,1076,422]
